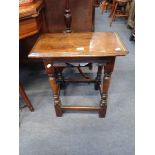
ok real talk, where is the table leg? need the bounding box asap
[55,67,66,89]
[43,60,63,117]
[99,57,115,117]
[95,64,104,90]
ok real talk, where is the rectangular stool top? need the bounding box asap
[28,32,128,59]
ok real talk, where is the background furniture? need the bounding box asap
[19,0,45,39]
[19,0,35,7]
[99,0,113,14]
[19,0,45,111]
[95,0,102,7]
[43,0,95,32]
[127,0,135,41]
[109,0,131,26]
[127,0,134,28]
[28,32,128,117]
[19,0,46,63]
[20,0,95,64]
[19,83,34,111]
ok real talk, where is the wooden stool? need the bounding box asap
[109,0,131,26]
[28,32,128,118]
[19,83,34,112]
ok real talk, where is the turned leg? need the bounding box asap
[95,64,104,90]
[19,82,34,112]
[43,60,63,117]
[99,58,115,117]
[55,67,66,89]
[64,0,72,33]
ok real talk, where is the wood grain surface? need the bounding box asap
[29,32,128,58]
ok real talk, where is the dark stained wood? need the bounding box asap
[19,83,34,112]
[19,0,45,39]
[64,79,96,83]
[95,64,104,90]
[94,0,100,7]
[29,32,128,59]
[64,0,72,33]
[62,106,100,111]
[20,0,95,64]
[55,67,66,89]
[44,0,95,32]
[43,60,63,116]
[99,57,115,117]
[20,16,42,40]
[29,32,128,117]
[19,2,45,111]
[20,34,40,64]
[19,0,46,64]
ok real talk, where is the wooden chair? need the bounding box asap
[109,0,131,26]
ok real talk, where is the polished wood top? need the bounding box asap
[19,0,44,19]
[29,32,128,59]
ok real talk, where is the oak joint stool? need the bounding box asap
[28,32,128,117]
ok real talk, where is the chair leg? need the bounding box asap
[19,83,34,112]
[109,1,115,17]
[109,6,114,17]
[110,3,118,26]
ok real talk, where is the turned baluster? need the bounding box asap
[64,0,72,33]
